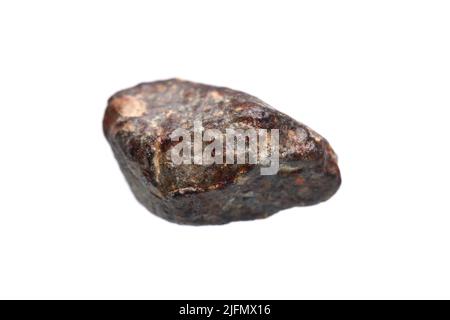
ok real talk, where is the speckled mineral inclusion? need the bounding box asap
[104,79,341,225]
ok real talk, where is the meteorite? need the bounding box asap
[103,79,341,225]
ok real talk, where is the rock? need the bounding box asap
[103,79,341,225]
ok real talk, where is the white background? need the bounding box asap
[1,0,449,299]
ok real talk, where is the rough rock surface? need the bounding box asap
[103,79,341,225]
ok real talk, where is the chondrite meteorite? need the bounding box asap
[103,79,341,225]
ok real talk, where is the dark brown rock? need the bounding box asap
[103,79,341,225]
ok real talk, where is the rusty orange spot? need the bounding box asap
[295,177,305,185]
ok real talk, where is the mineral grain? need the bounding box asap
[103,79,341,225]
